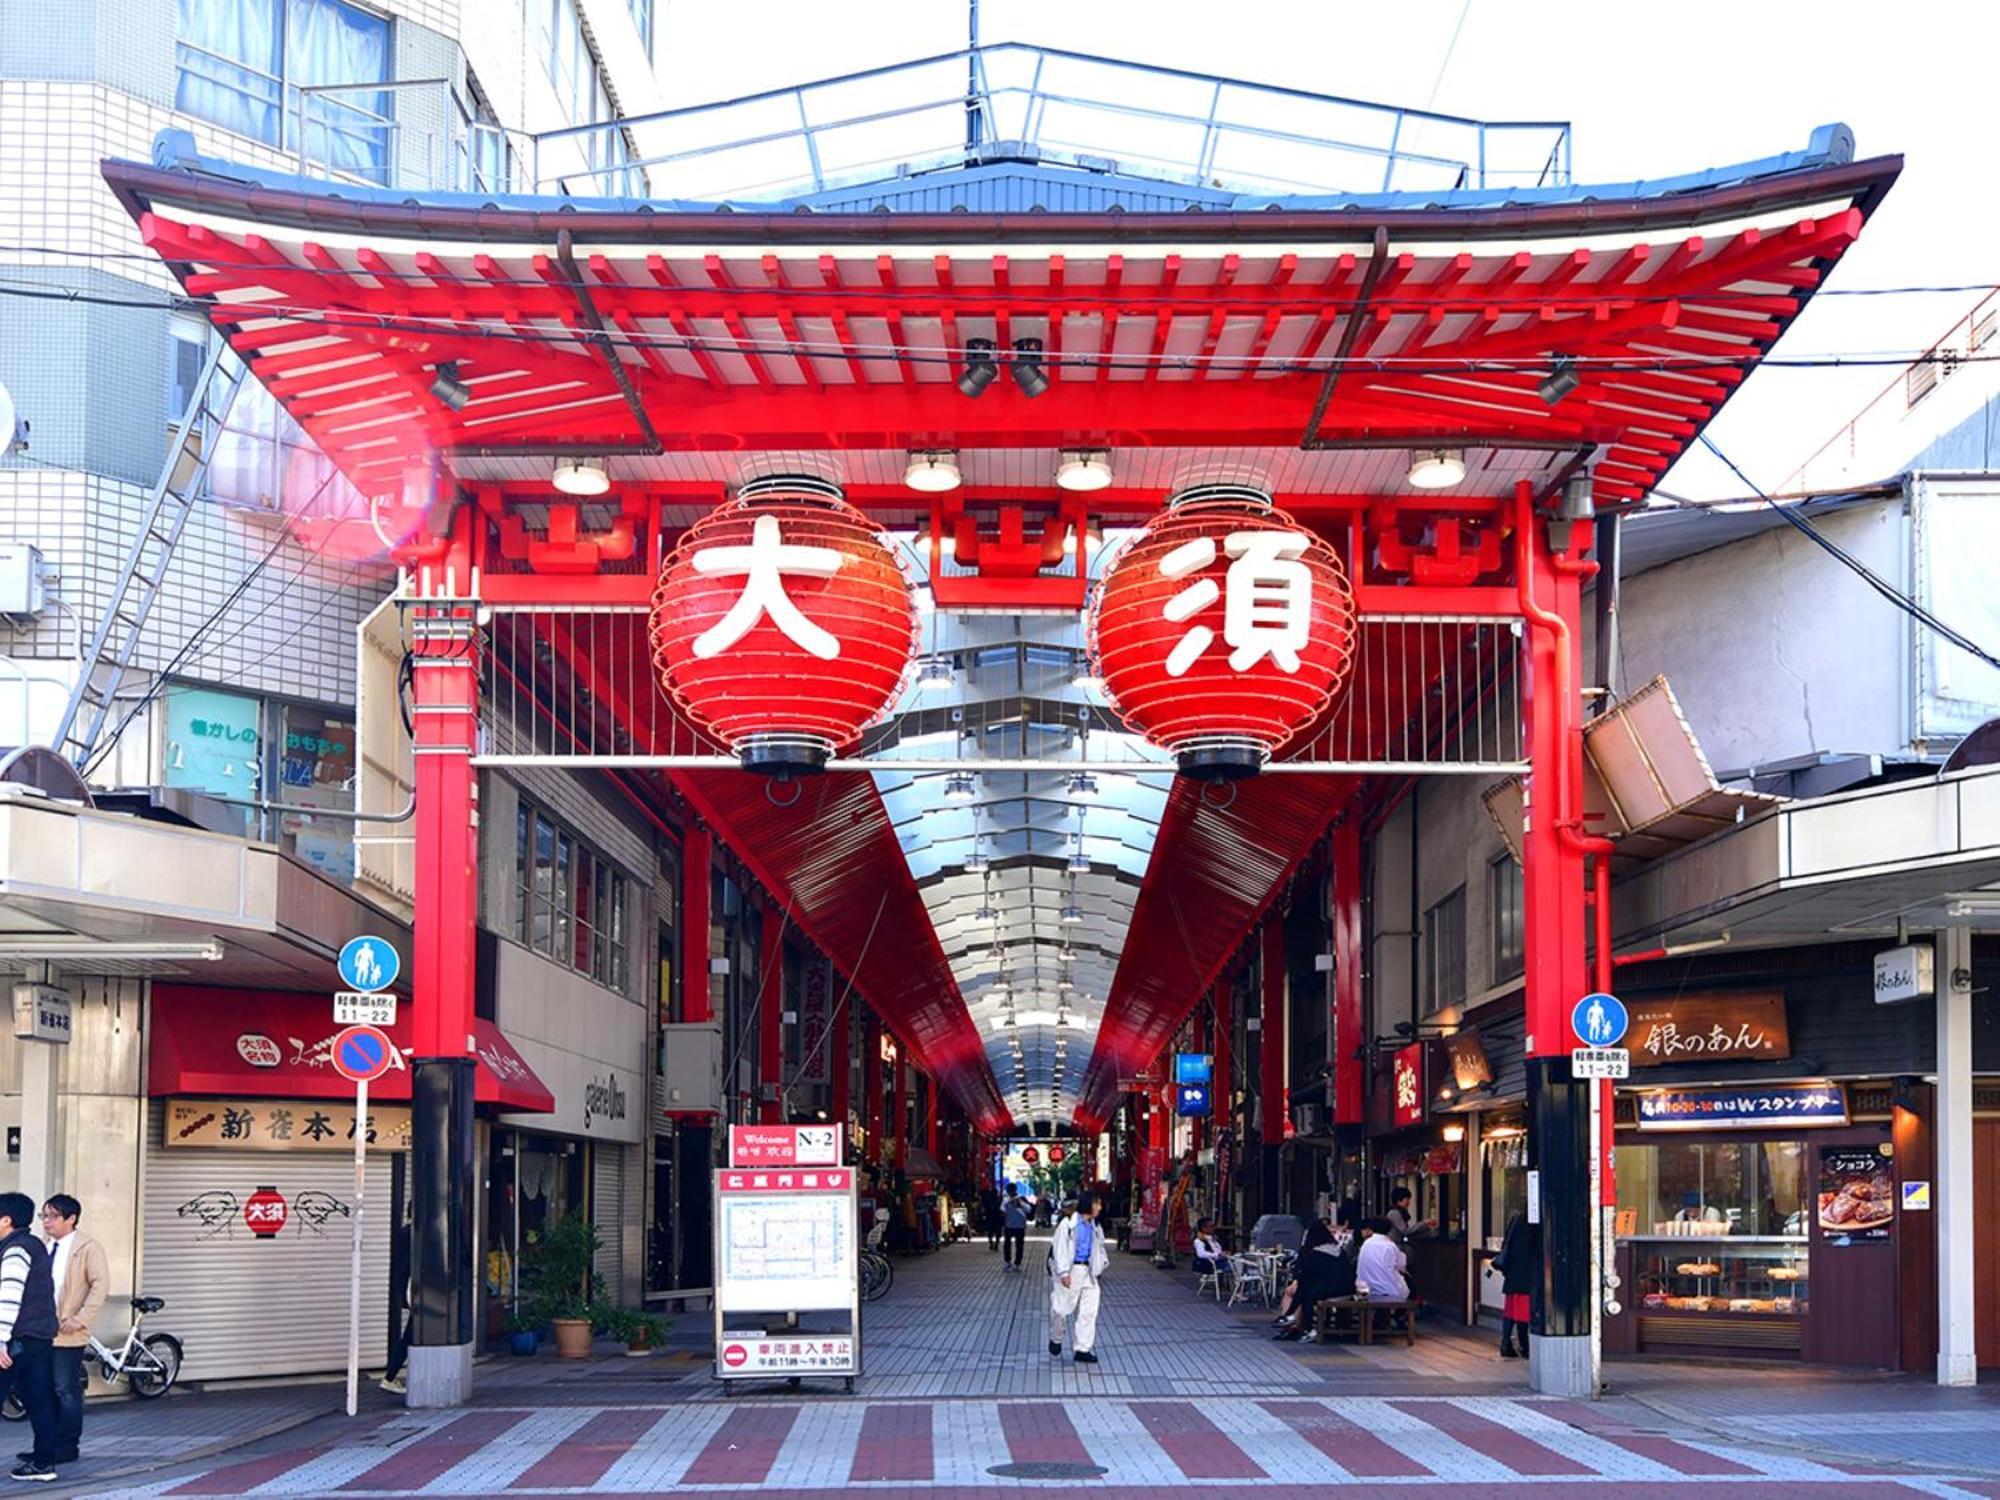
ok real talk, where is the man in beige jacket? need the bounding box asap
[38,1196,105,1467]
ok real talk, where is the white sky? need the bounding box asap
[651,0,2000,500]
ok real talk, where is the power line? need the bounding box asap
[1696,434,2000,674]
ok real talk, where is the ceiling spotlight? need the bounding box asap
[1060,903,1084,925]
[1406,449,1466,490]
[962,844,990,874]
[1058,945,1077,962]
[957,338,999,398]
[905,449,962,492]
[1057,976,1074,993]
[943,770,979,802]
[1011,338,1049,398]
[429,361,471,412]
[1055,449,1111,492]
[1066,771,1098,798]
[1537,356,1581,407]
[552,456,611,496]
[1067,845,1090,874]
[975,902,1000,923]
[916,656,957,693]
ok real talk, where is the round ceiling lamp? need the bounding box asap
[1055,449,1113,493]
[1087,482,1358,780]
[905,450,962,493]
[1406,449,1467,490]
[648,476,917,775]
[552,456,611,496]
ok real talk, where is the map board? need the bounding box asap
[714,1168,857,1314]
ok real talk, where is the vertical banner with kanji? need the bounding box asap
[796,957,831,1086]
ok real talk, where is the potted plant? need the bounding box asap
[521,1215,603,1360]
[502,1309,541,1357]
[592,1303,667,1356]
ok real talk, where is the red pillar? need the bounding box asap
[757,916,784,1122]
[1260,921,1287,1147]
[682,826,712,1023]
[831,992,851,1144]
[892,1050,909,1170]
[1332,821,1363,1127]
[408,595,480,1384]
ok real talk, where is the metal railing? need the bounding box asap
[528,42,1572,202]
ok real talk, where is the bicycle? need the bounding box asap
[3,1296,182,1418]
[859,1209,892,1302]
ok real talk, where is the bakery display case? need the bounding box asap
[1627,1236,1808,1350]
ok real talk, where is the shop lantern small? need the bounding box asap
[649,476,918,775]
[244,1185,288,1239]
[1088,484,1357,779]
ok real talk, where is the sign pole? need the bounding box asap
[346,1074,368,1417]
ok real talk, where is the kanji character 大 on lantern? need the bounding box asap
[650,476,918,774]
[1088,484,1356,779]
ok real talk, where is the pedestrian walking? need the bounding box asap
[1048,1191,1108,1365]
[1494,1210,1538,1359]
[0,1192,61,1482]
[999,1185,1028,1271]
[38,1196,104,1468]
[980,1184,1002,1252]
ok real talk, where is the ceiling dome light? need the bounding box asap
[1055,449,1112,492]
[1059,903,1084,925]
[905,450,962,492]
[1067,846,1090,874]
[1066,771,1098,798]
[943,770,979,802]
[961,844,990,874]
[552,456,611,496]
[915,656,957,693]
[1406,449,1466,490]
[974,902,1000,923]
[957,338,999,398]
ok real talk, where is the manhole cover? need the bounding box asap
[988,1462,1108,1480]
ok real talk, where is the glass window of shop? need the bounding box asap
[1481,1126,1529,1241]
[485,1128,589,1318]
[1615,1140,1810,1236]
[1422,886,1466,1014]
[512,799,629,987]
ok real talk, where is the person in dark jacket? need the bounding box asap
[0,1192,61,1481]
[1272,1219,1357,1340]
[1495,1210,1539,1358]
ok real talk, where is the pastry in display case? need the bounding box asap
[1629,1238,1808,1347]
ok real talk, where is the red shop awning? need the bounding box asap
[150,985,555,1115]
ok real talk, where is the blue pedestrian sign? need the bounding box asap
[336,936,398,994]
[1175,1083,1212,1117]
[1572,992,1628,1048]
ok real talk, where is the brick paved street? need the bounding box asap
[32,1239,1999,1497]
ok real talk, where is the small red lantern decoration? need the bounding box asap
[1088,484,1356,779]
[244,1185,289,1238]
[650,476,917,774]
[1049,1143,1067,1164]
[1022,1145,1041,1165]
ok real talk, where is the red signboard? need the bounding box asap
[728,1124,843,1169]
[1392,1043,1425,1128]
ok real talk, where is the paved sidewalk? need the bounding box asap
[27,1240,2000,1496]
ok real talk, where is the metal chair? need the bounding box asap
[1195,1258,1227,1301]
[1225,1253,1268,1308]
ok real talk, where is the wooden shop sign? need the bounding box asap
[1628,992,1788,1067]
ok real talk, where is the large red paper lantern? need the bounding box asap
[244,1185,289,1239]
[1088,484,1356,779]
[650,477,917,774]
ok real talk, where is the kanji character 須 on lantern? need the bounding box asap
[1088,484,1356,779]
[650,476,917,774]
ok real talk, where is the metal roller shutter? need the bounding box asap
[141,1105,394,1382]
[592,1142,625,1302]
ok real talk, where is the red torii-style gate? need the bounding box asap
[104,135,1898,1401]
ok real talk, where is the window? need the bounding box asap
[537,0,642,194]
[628,0,654,58]
[456,76,512,194]
[1489,854,1524,984]
[1422,885,1466,1014]
[167,313,210,423]
[175,0,392,180]
[513,797,629,987]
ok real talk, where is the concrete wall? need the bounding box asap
[1614,500,1911,774]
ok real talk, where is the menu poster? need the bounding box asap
[1817,1147,1895,1244]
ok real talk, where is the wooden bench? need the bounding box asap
[1313,1296,1418,1346]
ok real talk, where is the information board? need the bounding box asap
[712,1166,860,1386]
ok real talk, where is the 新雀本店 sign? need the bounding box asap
[1628,992,1788,1067]
[164,1098,412,1151]
[1634,1082,1847,1131]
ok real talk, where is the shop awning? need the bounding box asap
[150,985,556,1114]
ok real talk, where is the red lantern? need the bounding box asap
[1049,1144,1066,1164]
[244,1186,288,1238]
[1088,484,1356,779]
[1022,1145,1041,1165]
[650,477,916,774]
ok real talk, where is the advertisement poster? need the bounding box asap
[1818,1148,1895,1244]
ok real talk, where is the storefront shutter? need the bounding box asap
[141,1105,394,1382]
[592,1142,625,1303]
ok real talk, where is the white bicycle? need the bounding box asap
[2,1296,182,1417]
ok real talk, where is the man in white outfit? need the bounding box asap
[1049,1191,1109,1365]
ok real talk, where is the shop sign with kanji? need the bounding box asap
[1627,992,1789,1067]
[1634,1082,1847,1132]
[163,1098,412,1151]
[717,1335,855,1373]
[1391,1043,1425,1127]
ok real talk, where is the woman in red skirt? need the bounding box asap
[1495,1211,1539,1358]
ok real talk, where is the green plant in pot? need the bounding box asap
[502,1307,542,1357]
[521,1215,603,1360]
[592,1302,667,1356]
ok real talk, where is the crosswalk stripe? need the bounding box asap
[1258,1400,1433,1477]
[850,1402,935,1481]
[509,1407,661,1489]
[681,1404,801,1486]
[339,1410,526,1492]
[1128,1401,1268,1479]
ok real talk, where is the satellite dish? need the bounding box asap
[1941,716,2000,778]
[0,383,14,455]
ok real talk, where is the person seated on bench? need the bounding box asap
[1355,1217,1410,1302]
[1192,1219,1229,1284]
[1273,1219,1357,1341]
